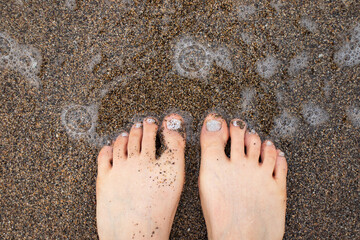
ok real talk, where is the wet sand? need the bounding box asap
[1,0,359,239]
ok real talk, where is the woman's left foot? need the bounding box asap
[96,114,186,240]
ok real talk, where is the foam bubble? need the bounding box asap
[61,104,99,142]
[241,88,256,112]
[173,37,213,79]
[299,17,318,33]
[341,0,355,8]
[65,0,77,10]
[270,0,284,12]
[272,111,299,138]
[15,0,24,5]
[240,32,252,45]
[237,5,256,20]
[323,81,331,99]
[256,55,280,79]
[212,47,233,72]
[346,105,360,127]
[301,103,329,126]
[288,52,309,76]
[334,23,360,67]
[87,52,102,72]
[99,76,124,98]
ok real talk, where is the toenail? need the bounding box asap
[121,132,129,137]
[134,122,142,128]
[167,118,182,130]
[266,140,273,146]
[249,129,256,134]
[232,120,245,129]
[146,118,156,124]
[279,151,285,157]
[206,119,222,132]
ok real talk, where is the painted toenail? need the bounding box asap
[134,122,142,128]
[167,118,182,130]
[232,120,245,129]
[146,118,156,124]
[279,151,285,157]
[266,140,273,146]
[121,132,129,137]
[206,119,222,132]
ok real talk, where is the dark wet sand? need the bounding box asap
[1,0,359,239]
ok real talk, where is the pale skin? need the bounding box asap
[96,113,287,240]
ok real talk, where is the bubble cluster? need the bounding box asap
[256,55,280,79]
[173,37,213,79]
[301,103,329,126]
[173,37,233,79]
[237,5,256,20]
[288,52,309,76]
[334,23,360,67]
[0,32,42,88]
[346,105,360,127]
[272,111,299,138]
[61,104,99,143]
[299,17,318,33]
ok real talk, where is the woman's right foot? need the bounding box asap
[199,114,288,240]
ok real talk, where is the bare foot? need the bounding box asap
[96,114,186,240]
[199,114,287,240]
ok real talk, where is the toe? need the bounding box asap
[230,119,246,160]
[162,114,186,149]
[260,140,277,172]
[274,150,288,186]
[141,117,158,159]
[97,146,113,175]
[200,114,229,160]
[113,132,129,165]
[161,114,186,159]
[244,129,261,162]
[128,122,143,158]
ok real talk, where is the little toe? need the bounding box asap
[128,122,143,158]
[260,140,277,172]
[200,114,229,160]
[274,150,288,186]
[230,119,246,160]
[161,114,186,159]
[97,146,113,175]
[113,132,129,165]
[244,129,261,162]
[141,117,158,159]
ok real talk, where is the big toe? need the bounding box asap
[161,114,186,159]
[200,113,229,160]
